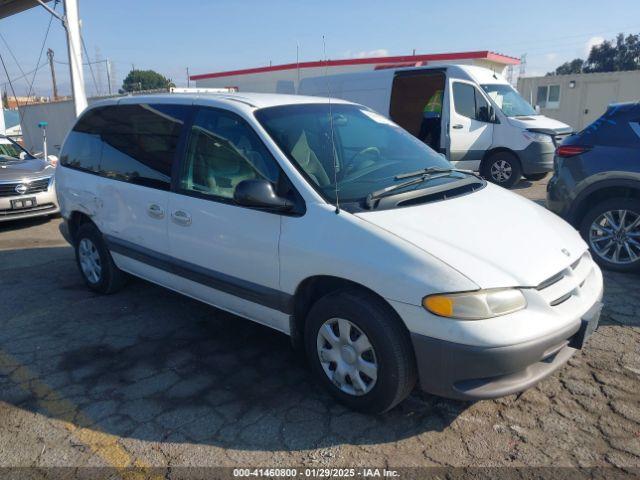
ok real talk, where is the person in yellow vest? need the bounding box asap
[418,89,444,151]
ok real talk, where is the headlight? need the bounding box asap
[523,131,553,143]
[423,288,526,320]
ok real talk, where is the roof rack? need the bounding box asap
[169,87,239,94]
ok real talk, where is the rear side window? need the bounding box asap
[60,110,103,173]
[62,103,191,190]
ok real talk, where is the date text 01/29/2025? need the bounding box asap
[232,468,400,477]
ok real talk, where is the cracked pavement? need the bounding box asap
[0,180,638,472]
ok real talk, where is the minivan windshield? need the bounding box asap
[255,104,458,205]
[481,84,537,117]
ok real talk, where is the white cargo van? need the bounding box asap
[299,65,573,188]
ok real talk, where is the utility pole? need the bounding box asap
[62,0,87,115]
[47,48,59,100]
[36,0,88,115]
[106,58,112,95]
[186,67,190,88]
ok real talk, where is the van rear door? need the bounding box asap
[389,70,446,152]
[447,80,494,170]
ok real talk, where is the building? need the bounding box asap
[517,70,640,131]
[4,95,49,109]
[191,50,520,93]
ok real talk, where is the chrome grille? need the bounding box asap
[537,252,594,306]
[0,178,51,197]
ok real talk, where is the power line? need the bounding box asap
[0,32,29,90]
[80,36,99,96]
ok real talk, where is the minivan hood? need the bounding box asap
[0,158,54,181]
[507,115,571,133]
[355,183,587,289]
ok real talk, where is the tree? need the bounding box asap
[547,32,640,75]
[120,69,175,93]
[551,58,584,75]
[1,90,8,109]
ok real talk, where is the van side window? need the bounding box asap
[60,108,104,173]
[179,108,279,200]
[453,83,491,122]
[98,104,190,189]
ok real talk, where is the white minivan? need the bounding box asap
[299,65,573,188]
[56,93,603,413]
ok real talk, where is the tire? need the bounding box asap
[74,223,128,294]
[579,197,640,273]
[481,152,522,189]
[523,172,548,181]
[304,289,417,414]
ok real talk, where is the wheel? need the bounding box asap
[481,152,522,188]
[580,198,640,272]
[523,172,548,181]
[74,223,128,293]
[304,289,416,414]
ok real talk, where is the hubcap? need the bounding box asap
[589,209,640,265]
[316,318,378,396]
[490,159,512,183]
[78,238,102,283]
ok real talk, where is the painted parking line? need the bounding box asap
[0,349,162,479]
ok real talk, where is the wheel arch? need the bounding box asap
[480,147,521,171]
[289,275,407,350]
[570,178,640,227]
[67,211,96,245]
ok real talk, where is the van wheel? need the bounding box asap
[580,198,640,273]
[74,223,128,294]
[481,152,522,188]
[524,172,548,181]
[304,289,416,414]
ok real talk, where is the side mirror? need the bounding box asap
[488,106,497,123]
[234,179,294,211]
[19,151,27,160]
[47,155,59,165]
[535,105,541,114]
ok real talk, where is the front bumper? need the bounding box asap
[0,182,59,222]
[410,300,602,400]
[518,141,556,175]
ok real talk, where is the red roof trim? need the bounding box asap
[190,51,520,80]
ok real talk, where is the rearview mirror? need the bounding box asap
[535,105,541,114]
[19,151,27,160]
[234,179,294,211]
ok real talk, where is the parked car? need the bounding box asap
[299,65,573,188]
[547,102,640,272]
[56,93,603,413]
[0,135,58,222]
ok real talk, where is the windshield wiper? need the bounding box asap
[365,171,452,209]
[394,167,455,180]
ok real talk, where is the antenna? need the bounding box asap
[296,41,300,91]
[323,35,340,214]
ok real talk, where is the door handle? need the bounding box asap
[452,124,464,129]
[171,210,192,226]
[147,203,165,219]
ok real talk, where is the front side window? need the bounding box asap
[255,103,453,205]
[452,83,491,122]
[179,108,279,200]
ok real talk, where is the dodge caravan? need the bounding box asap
[299,65,573,188]
[56,93,603,413]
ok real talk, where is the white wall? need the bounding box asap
[518,70,640,130]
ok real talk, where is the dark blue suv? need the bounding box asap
[547,102,640,272]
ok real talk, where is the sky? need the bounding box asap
[1,0,640,99]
